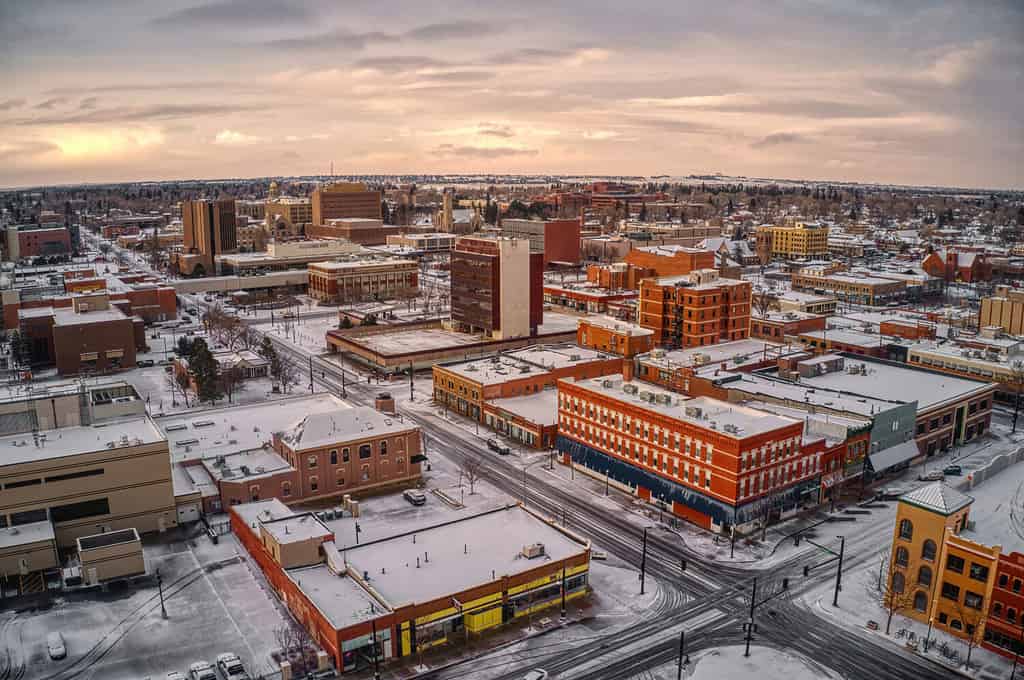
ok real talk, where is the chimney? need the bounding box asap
[375,392,395,414]
[623,358,635,383]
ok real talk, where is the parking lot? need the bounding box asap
[2,527,286,680]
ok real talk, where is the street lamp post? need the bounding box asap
[157,568,167,619]
[676,629,689,680]
[640,527,649,595]
[832,535,845,607]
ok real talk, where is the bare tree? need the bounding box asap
[165,366,191,408]
[461,458,483,495]
[219,365,245,404]
[752,288,774,319]
[952,596,987,668]
[236,325,260,352]
[877,551,915,635]
[275,354,299,394]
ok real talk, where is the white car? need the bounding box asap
[167,673,186,680]
[216,652,249,679]
[523,671,549,680]
[46,632,66,660]
[188,662,217,680]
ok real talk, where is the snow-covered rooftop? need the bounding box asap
[280,406,415,451]
[0,520,54,549]
[0,416,164,467]
[343,504,588,607]
[900,482,974,516]
[486,390,559,427]
[287,565,386,628]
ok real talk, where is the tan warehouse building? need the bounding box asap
[0,382,177,592]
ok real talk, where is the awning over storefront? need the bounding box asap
[868,440,919,474]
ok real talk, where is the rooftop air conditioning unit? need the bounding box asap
[684,406,703,419]
[623,384,639,395]
[602,379,613,389]
[521,543,546,559]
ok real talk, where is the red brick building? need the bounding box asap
[625,245,715,278]
[587,262,656,291]
[308,258,418,304]
[638,269,752,348]
[986,551,1024,659]
[16,226,72,257]
[577,317,654,358]
[750,312,826,341]
[501,218,582,265]
[921,249,992,283]
[450,236,542,340]
[557,376,822,530]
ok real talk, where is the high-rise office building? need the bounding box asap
[450,236,542,340]
[311,182,382,224]
[174,198,237,276]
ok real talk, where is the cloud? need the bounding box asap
[485,48,566,65]
[751,132,807,148]
[151,0,311,27]
[49,127,165,158]
[353,56,447,73]
[213,129,267,145]
[404,21,494,41]
[79,97,98,110]
[434,144,538,159]
[0,140,58,160]
[283,133,329,142]
[34,97,66,110]
[19,103,259,126]
[46,81,243,95]
[0,98,25,112]
[583,130,621,140]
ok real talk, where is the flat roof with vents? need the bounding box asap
[78,527,139,551]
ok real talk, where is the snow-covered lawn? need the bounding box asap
[651,645,843,680]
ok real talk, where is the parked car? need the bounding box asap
[486,437,500,451]
[523,671,549,680]
[167,673,186,680]
[137,359,155,368]
[46,632,66,660]
[215,652,250,679]
[917,470,945,482]
[403,489,427,506]
[181,315,193,323]
[943,465,963,476]
[189,662,217,680]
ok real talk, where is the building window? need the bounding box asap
[946,554,965,574]
[898,519,913,540]
[359,444,372,459]
[999,574,1009,588]
[1015,578,1023,593]
[310,476,318,492]
[964,591,983,610]
[918,566,932,587]
[895,547,909,567]
[343,448,350,463]
[330,450,338,465]
[336,474,345,487]
[921,539,937,561]
[250,486,260,502]
[949,619,963,631]
[308,455,318,469]
[892,571,905,594]
[913,591,928,612]
[281,482,291,497]
[1009,608,1018,624]
[50,498,110,523]
[360,465,370,482]
[380,441,388,456]
[994,603,1003,617]
[969,563,989,582]
[941,582,961,601]
[938,613,948,624]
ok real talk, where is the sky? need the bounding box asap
[1,0,1022,189]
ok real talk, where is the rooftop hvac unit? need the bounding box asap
[521,543,546,559]
[602,379,613,388]
[723,423,739,434]
[656,394,671,405]
[623,384,639,395]
[708,420,718,430]
[652,349,665,359]
[692,353,710,366]
[684,406,703,419]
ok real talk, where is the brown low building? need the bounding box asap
[576,316,654,358]
[750,311,827,342]
[312,182,383,224]
[308,258,419,304]
[0,382,177,589]
[307,218,401,246]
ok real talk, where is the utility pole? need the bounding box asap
[157,568,167,619]
[640,527,649,595]
[308,355,314,392]
[355,522,361,545]
[371,618,381,680]
[744,578,757,658]
[832,535,845,607]
[409,360,414,401]
[560,565,567,619]
[676,630,688,680]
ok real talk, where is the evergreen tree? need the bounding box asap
[189,339,223,405]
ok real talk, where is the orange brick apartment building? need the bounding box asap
[557,375,822,530]
[638,269,752,348]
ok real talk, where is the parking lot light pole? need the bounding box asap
[157,568,167,619]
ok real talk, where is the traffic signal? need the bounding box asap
[781,577,789,590]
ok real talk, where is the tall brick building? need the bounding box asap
[312,182,383,224]
[501,218,582,265]
[638,269,752,348]
[450,236,542,340]
[175,198,237,276]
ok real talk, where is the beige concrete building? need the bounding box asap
[757,221,829,259]
[980,285,1024,336]
[265,197,313,239]
[0,382,176,590]
[77,528,145,584]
